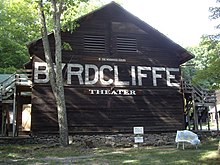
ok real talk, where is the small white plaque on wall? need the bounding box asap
[133,127,144,134]
[134,136,144,143]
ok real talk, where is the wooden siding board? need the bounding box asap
[31,85,184,133]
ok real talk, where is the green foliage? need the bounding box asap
[209,0,220,39]
[185,36,220,90]
[61,0,104,32]
[183,0,220,89]
[37,0,103,32]
[0,0,41,73]
[62,42,72,51]
[0,67,17,74]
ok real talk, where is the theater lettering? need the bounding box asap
[34,62,180,87]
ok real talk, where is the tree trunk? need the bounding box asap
[38,0,69,147]
[52,0,69,146]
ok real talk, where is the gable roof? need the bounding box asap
[28,1,194,64]
[77,1,194,64]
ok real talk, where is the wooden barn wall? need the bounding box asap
[32,86,184,134]
[30,9,185,134]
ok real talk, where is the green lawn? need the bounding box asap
[0,138,219,164]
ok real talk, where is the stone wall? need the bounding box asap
[0,132,219,147]
[70,133,176,148]
[0,135,59,145]
[0,133,176,147]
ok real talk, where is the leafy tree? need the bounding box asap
[209,0,220,39]
[182,0,220,90]
[61,0,104,32]
[37,0,69,147]
[185,36,220,90]
[0,0,41,73]
[0,0,111,74]
[183,0,220,90]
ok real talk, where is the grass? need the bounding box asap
[0,138,219,164]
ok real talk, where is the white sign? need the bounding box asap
[134,136,144,143]
[88,89,136,95]
[133,127,144,134]
[34,62,180,87]
[98,57,126,62]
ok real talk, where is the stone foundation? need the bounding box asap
[70,133,176,148]
[0,131,219,147]
[0,133,176,147]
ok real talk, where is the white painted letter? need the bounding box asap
[131,66,136,86]
[34,62,49,83]
[152,67,165,86]
[166,68,179,87]
[100,65,113,85]
[137,66,151,86]
[67,64,84,85]
[85,64,98,85]
[114,66,129,86]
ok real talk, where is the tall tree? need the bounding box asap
[0,0,103,73]
[209,0,220,39]
[182,0,220,90]
[0,0,40,73]
[0,0,108,74]
[185,36,220,90]
[185,0,220,89]
[37,0,99,146]
[37,0,69,147]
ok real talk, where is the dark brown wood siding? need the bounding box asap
[32,85,184,134]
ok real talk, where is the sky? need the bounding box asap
[102,0,219,47]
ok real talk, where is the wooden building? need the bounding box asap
[26,2,194,135]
